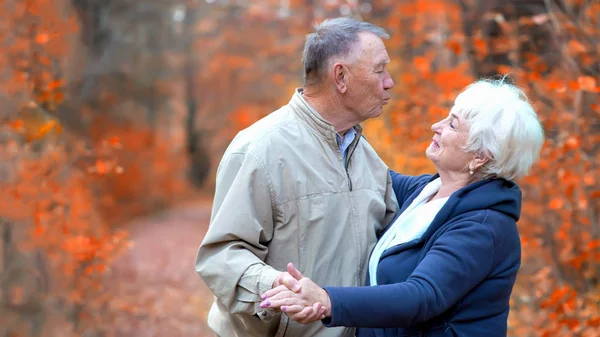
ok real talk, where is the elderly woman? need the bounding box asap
[259,78,544,337]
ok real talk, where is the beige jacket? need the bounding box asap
[196,89,398,337]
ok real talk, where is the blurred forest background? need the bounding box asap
[0,0,598,336]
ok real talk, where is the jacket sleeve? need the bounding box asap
[195,151,282,320]
[389,170,431,206]
[323,220,495,328]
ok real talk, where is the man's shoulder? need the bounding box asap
[226,105,298,156]
[354,133,387,164]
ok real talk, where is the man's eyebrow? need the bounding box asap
[374,60,389,69]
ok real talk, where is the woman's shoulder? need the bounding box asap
[436,209,521,257]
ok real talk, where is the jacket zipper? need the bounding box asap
[344,135,361,191]
[345,168,352,191]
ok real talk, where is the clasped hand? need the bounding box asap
[260,263,331,324]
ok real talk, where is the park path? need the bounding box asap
[106,198,216,337]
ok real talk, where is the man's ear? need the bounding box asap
[333,63,347,93]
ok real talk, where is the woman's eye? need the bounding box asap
[450,122,455,129]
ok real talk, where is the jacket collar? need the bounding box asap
[380,174,521,259]
[289,88,363,146]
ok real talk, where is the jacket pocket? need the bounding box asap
[421,323,458,337]
[274,314,289,337]
[296,194,331,271]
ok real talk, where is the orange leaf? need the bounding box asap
[578,197,588,209]
[565,136,579,149]
[63,236,97,262]
[35,33,50,44]
[95,160,111,175]
[584,174,596,186]
[54,91,65,104]
[497,65,512,75]
[577,76,597,92]
[588,317,600,327]
[233,107,254,128]
[549,198,564,210]
[548,80,565,91]
[588,239,600,250]
[9,119,24,130]
[569,80,579,91]
[37,91,51,103]
[578,216,591,226]
[48,79,64,90]
[568,39,587,53]
[34,226,44,236]
[413,56,430,74]
[28,120,59,141]
[556,230,568,240]
[473,37,486,53]
[529,72,541,81]
[108,136,122,148]
[446,41,462,55]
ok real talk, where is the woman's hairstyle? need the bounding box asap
[302,17,388,85]
[454,77,545,181]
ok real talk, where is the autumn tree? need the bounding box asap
[0,1,130,336]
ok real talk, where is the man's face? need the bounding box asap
[343,32,394,121]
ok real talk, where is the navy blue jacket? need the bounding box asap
[323,171,522,337]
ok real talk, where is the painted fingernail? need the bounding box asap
[261,294,266,299]
[265,300,271,307]
[259,302,265,308]
[281,306,287,311]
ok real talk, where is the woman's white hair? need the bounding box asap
[454,77,545,181]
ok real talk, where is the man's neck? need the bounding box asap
[337,128,351,142]
[303,87,357,133]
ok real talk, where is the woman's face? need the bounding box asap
[426,107,475,175]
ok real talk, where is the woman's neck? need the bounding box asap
[432,172,473,200]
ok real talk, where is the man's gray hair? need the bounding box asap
[302,17,389,84]
[454,77,545,181]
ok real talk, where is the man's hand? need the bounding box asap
[272,262,302,292]
[261,263,331,324]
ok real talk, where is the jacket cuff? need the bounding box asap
[255,267,282,322]
[258,266,282,294]
[321,287,344,327]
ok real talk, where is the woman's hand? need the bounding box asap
[260,263,332,324]
[281,301,327,324]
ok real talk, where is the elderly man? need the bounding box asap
[195,17,398,337]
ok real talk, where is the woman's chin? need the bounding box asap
[425,145,437,157]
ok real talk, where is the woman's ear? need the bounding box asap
[333,63,347,93]
[471,154,489,171]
